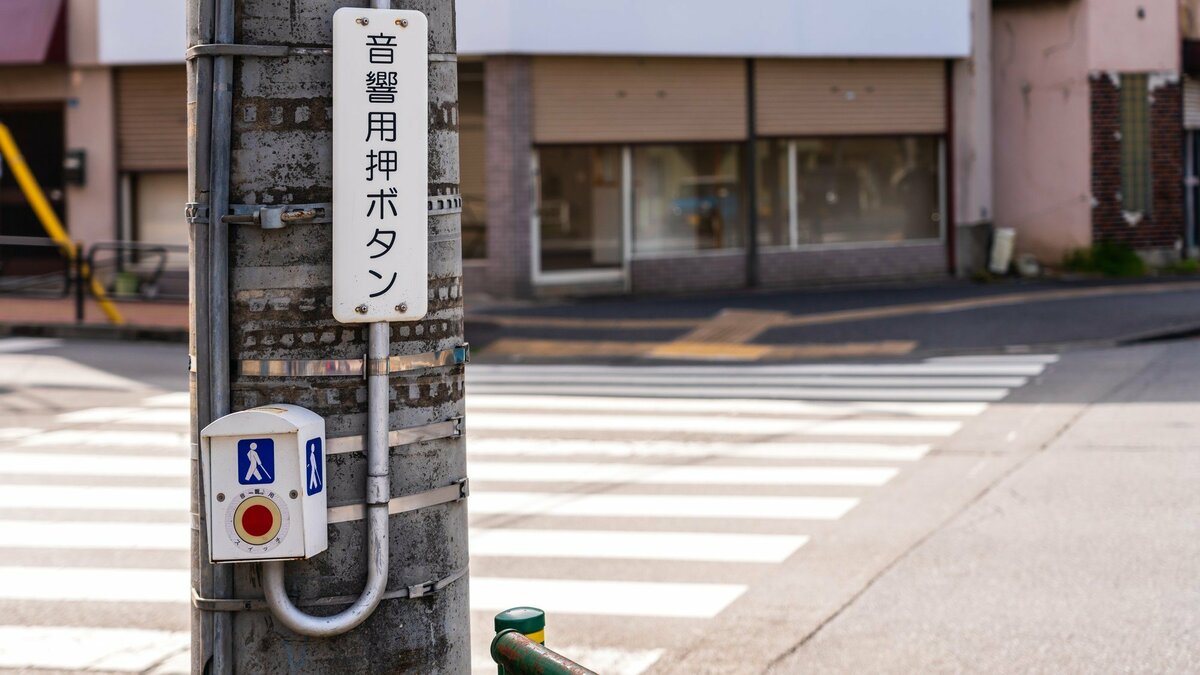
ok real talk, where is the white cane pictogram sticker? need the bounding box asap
[308,444,321,491]
[244,442,272,483]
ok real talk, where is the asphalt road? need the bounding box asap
[0,336,1196,673]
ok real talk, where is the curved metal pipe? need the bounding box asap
[263,322,392,635]
[263,0,395,638]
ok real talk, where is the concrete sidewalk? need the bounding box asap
[762,340,1200,673]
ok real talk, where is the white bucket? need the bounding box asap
[989,228,1016,275]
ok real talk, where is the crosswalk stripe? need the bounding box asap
[0,567,187,603]
[471,492,858,521]
[470,529,808,563]
[0,521,188,551]
[469,462,898,487]
[0,428,39,441]
[468,438,932,461]
[0,338,63,353]
[468,395,989,418]
[467,373,1028,388]
[926,354,1059,364]
[471,577,747,619]
[57,407,191,426]
[0,521,806,564]
[0,625,187,672]
[14,429,189,450]
[469,362,1047,376]
[0,452,187,478]
[469,413,962,437]
[0,485,187,512]
[466,385,1011,401]
[142,393,191,407]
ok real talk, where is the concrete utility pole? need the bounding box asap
[187,0,469,672]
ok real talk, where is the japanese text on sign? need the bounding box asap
[332,8,429,323]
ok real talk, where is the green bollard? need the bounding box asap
[490,630,598,675]
[494,607,545,675]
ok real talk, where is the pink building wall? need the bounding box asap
[992,0,1092,262]
[992,0,1182,264]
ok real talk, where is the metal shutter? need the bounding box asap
[115,66,187,171]
[756,59,946,136]
[532,57,746,144]
[1185,76,1200,130]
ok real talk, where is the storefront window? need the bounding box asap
[632,144,744,255]
[757,139,790,247]
[536,146,623,273]
[458,61,487,259]
[793,136,941,245]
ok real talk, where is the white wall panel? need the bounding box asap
[459,0,970,58]
[98,0,185,65]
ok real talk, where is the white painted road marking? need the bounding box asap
[471,492,859,521]
[470,529,808,563]
[0,521,189,551]
[468,438,932,462]
[469,413,962,437]
[468,395,989,418]
[470,577,747,619]
[469,461,898,487]
[57,407,191,426]
[0,567,188,603]
[0,452,188,478]
[0,625,188,672]
[0,485,187,512]
[466,385,1012,401]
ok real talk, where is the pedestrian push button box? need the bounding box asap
[200,404,328,563]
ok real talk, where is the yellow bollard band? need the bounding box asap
[523,630,544,644]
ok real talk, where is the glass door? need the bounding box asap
[534,146,625,282]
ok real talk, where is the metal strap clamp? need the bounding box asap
[192,564,469,612]
[187,44,455,63]
[238,344,469,378]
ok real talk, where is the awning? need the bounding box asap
[0,0,66,65]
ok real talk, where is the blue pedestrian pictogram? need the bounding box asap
[305,437,323,496]
[238,438,275,485]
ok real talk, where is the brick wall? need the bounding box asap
[483,56,534,296]
[630,252,746,294]
[1091,73,1184,250]
[759,243,947,286]
[628,243,946,294]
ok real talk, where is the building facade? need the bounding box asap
[459,0,981,297]
[0,0,186,257]
[0,0,1194,298]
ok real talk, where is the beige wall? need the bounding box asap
[65,67,118,246]
[1087,0,1179,72]
[67,0,100,66]
[992,0,1092,262]
[953,0,994,229]
[0,66,69,102]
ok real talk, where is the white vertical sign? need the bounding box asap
[332,8,429,323]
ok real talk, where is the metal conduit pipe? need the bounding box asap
[262,0,395,639]
[207,0,235,669]
[262,320,392,635]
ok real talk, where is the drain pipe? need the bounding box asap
[262,321,391,635]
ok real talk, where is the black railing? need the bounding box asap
[0,236,188,322]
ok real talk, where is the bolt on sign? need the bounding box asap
[332,8,429,323]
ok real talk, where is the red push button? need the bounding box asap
[233,496,282,545]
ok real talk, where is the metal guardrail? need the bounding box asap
[0,236,188,322]
[0,235,71,298]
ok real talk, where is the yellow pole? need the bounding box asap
[0,123,124,324]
